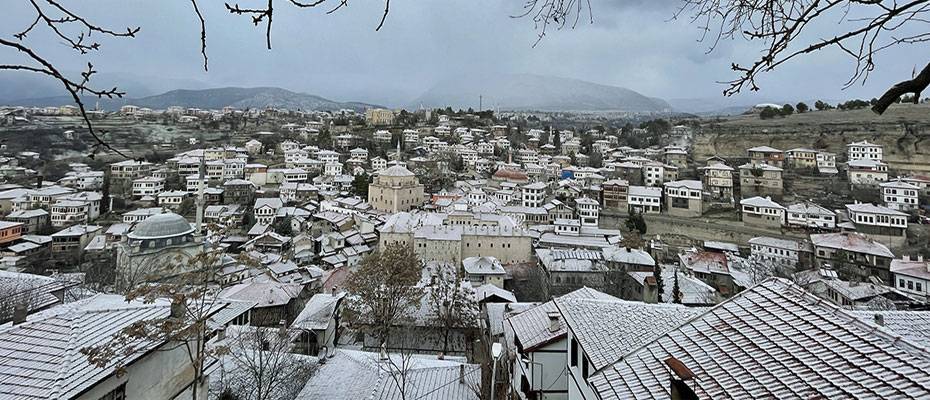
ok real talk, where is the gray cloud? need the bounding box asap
[0,1,924,107]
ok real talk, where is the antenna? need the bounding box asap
[479,95,483,111]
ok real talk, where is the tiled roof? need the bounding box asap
[295,350,480,400]
[506,287,615,351]
[810,232,894,259]
[850,311,930,349]
[589,278,930,399]
[0,295,171,399]
[555,298,704,370]
[291,293,344,331]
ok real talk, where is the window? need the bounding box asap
[570,338,578,367]
[900,279,905,288]
[98,384,126,400]
[908,281,914,290]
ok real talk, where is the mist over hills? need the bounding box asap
[1,72,801,116]
[3,86,381,113]
[409,73,672,113]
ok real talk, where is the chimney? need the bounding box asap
[665,357,699,400]
[278,319,287,337]
[170,300,186,319]
[919,255,925,262]
[874,314,884,327]
[904,255,911,262]
[12,304,27,325]
[547,311,560,333]
[459,364,465,384]
[332,285,339,296]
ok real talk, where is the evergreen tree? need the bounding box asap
[672,270,683,304]
[352,172,370,198]
[653,264,664,303]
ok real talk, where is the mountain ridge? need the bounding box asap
[409,73,672,113]
[2,86,381,112]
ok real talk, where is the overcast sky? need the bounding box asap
[0,0,924,107]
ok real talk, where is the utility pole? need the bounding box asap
[479,95,483,111]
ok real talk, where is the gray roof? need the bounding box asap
[849,311,930,348]
[555,298,704,370]
[291,293,344,331]
[810,232,895,258]
[127,212,194,240]
[0,295,172,399]
[506,287,615,351]
[377,165,415,177]
[296,349,480,400]
[589,278,930,399]
[462,256,505,276]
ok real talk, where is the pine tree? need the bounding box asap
[653,264,664,303]
[672,270,683,304]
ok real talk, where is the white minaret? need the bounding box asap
[194,155,205,234]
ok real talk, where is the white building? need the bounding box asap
[642,161,665,187]
[740,196,785,228]
[891,255,929,301]
[664,180,703,218]
[50,200,91,227]
[847,140,883,162]
[880,179,920,212]
[847,159,889,185]
[254,197,284,225]
[462,256,506,288]
[323,162,343,177]
[157,190,188,209]
[628,186,662,214]
[786,202,836,230]
[816,151,838,174]
[846,203,908,237]
[748,236,804,267]
[575,196,600,226]
[522,182,547,208]
[131,176,165,198]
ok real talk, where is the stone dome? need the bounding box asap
[127,212,195,240]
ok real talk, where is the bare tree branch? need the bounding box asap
[191,0,209,71]
[872,61,930,114]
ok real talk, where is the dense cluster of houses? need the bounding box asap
[1,103,929,399]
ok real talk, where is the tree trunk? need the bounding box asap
[872,61,930,115]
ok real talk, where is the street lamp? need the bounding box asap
[490,342,503,400]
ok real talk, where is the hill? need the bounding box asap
[3,86,380,112]
[410,73,671,113]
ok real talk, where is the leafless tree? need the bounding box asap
[519,0,930,114]
[81,244,227,400]
[216,326,317,400]
[426,266,479,357]
[0,275,51,323]
[343,242,423,348]
[376,342,417,400]
[514,0,595,46]
[3,0,392,158]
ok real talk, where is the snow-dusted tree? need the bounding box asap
[344,242,423,347]
[81,242,227,400]
[427,266,479,356]
[217,326,317,400]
